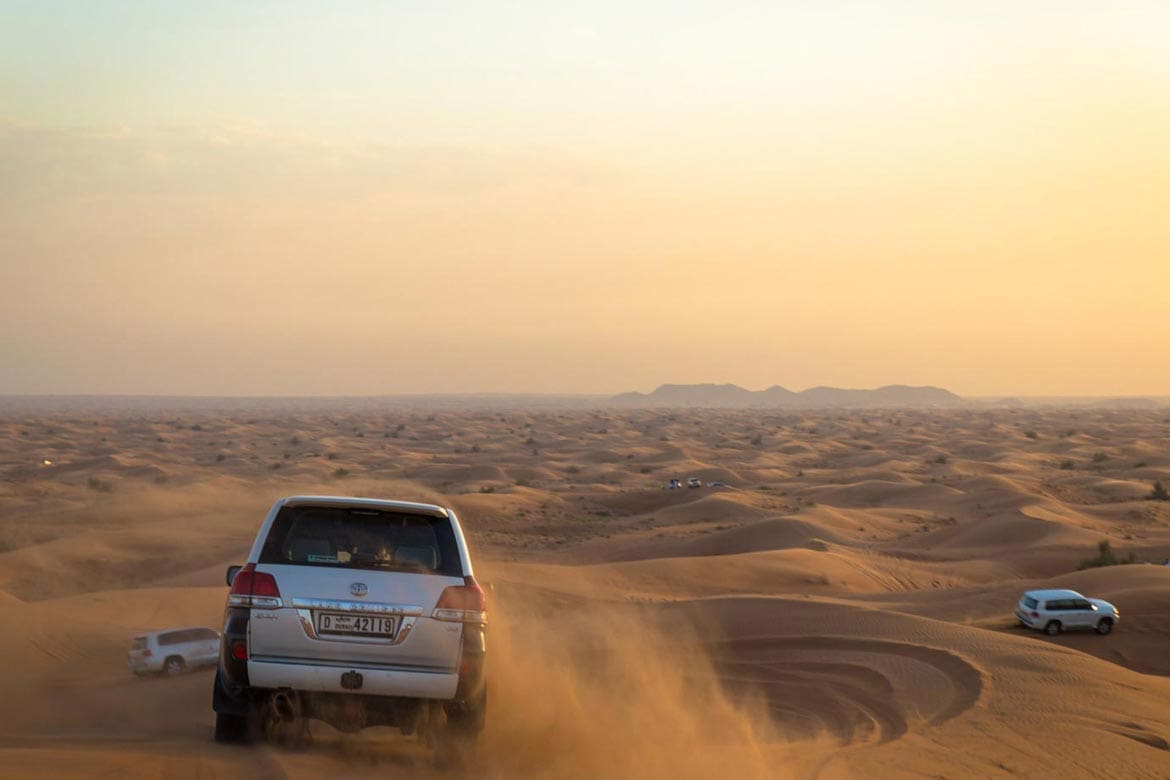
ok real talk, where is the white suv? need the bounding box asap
[128,627,221,676]
[1016,589,1119,636]
[211,496,487,753]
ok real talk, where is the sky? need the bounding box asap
[2,1,1168,396]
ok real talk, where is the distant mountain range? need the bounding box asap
[609,383,964,409]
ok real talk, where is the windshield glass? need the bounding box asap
[259,506,462,576]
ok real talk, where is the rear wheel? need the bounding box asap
[1044,621,1062,636]
[435,689,486,772]
[163,656,186,676]
[212,668,260,744]
[445,688,487,737]
[1096,618,1114,635]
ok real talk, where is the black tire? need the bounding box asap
[163,656,186,676]
[435,689,486,772]
[445,688,487,737]
[1045,621,1062,636]
[1096,618,1114,635]
[214,712,248,743]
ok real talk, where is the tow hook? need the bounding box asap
[341,670,363,690]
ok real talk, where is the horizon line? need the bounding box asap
[2,391,1170,401]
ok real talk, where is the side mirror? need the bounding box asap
[226,565,243,587]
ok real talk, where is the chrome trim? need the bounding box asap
[433,608,487,624]
[248,654,456,674]
[290,598,423,616]
[296,610,416,645]
[292,599,421,646]
[228,594,283,609]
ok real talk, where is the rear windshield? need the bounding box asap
[259,505,463,576]
[1022,596,1038,609]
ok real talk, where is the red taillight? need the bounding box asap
[433,576,488,623]
[229,564,254,595]
[231,640,248,661]
[250,572,280,598]
[1030,611,1039,618]
[143,648,153,658]
[227,563,282,609]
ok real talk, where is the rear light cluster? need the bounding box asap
[227,563,282,609]
[433,576,488,624]
[1030,611,1039,618]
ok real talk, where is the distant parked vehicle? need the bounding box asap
[708,481,727,488]
[668,479,682,490]
[1016,589,1119,636]
[687,478,702,488]
[128,627,221,676]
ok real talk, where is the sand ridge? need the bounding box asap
[1,404,1169,777]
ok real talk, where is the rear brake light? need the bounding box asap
[143,648,153,657]
[433,576,488,624]
[1030,611,1039,618]
[227,563,282,609]
[231,640,248,661]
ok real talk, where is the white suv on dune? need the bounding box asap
[1016,589,1119,636]
[211,496,487,754]
[128,627,221,676]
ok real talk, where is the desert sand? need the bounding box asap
[1,402,1169,778]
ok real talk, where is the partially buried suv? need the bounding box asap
[212,496,487,750]
[1016,589,1119,636]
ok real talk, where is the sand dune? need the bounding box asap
[1,404,1169,777]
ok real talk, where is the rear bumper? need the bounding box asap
[247,658,459,699]
[127,657,159,673]
[1015,611,1035,627]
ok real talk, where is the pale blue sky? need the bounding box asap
[6,2,1166,146]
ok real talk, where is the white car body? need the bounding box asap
[1016,589,1119,635]
[212,496,487,745]
[128,627,221,675]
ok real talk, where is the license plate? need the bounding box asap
[317,612,396,637]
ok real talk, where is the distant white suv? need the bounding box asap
[212,496,487,754]
[128,627,221,676]
[1016,589,1119,636]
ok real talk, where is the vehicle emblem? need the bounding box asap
[350,582,368,597]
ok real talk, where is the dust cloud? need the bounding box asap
[472,591,789,780]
